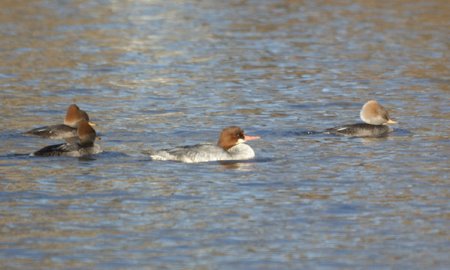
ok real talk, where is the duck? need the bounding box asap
[31,120,102,157]
[146,126,260,163]
[325,100,397,137]
[25,104,96,140]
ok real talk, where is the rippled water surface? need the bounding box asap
[0,0,449,269]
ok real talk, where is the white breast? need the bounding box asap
[227,143,255,160]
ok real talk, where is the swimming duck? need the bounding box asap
[25,104,96,140]
[146,126,260,163]
[326,100,397,137]
[31,120,102,157]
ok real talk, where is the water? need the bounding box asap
[0,0,449,269]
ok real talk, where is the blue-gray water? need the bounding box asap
[0,0,449,269]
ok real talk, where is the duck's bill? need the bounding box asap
[386,119,397,124]
[244,135,260,141]
[88,121,97,127]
